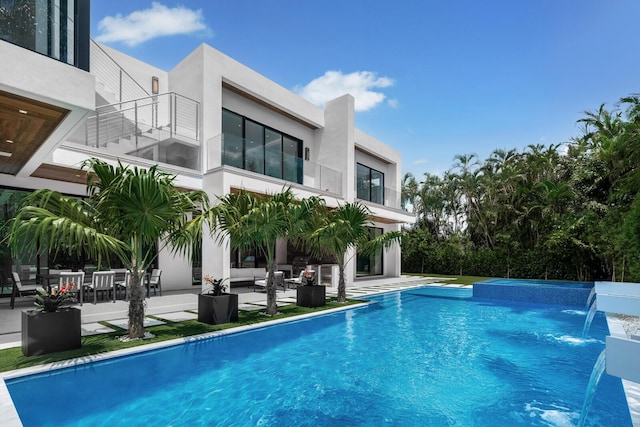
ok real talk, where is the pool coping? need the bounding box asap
[607,314,640,427]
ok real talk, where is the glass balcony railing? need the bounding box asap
[206,134,343,196]
[355,186,402,210]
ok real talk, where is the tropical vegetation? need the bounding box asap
[401,93,640,282]
[307,202,402,302]
[9,159,210,338]
[208,188,324,315]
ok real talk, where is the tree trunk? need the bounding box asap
[265,261,278,315]
[128,270,146,338]
[337,262,346,303]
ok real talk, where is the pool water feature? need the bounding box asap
[6,287,631,426]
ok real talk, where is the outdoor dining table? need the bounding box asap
[37,274,60,291]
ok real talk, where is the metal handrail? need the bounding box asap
[90,39,150,101]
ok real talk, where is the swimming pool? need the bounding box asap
[6,287,631,426]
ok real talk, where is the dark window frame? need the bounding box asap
[356,226,384,277]
[356,162,385,204]
[222,108,303,184]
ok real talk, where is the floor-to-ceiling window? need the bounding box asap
[222,109,303,184]
[356,163,384,205]
[222,109,243,169]
[356,226,383,277]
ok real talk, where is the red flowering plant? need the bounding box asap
[202,275,229,296]
[303,270,316,286]
[34,283,77,313]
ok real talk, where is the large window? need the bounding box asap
[0,0,90,70]
[356,163,384,204]
[222,109,303,184]
[356,227,383,277]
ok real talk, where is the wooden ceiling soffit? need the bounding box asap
[31,163,89,185]
[0,90,69,176]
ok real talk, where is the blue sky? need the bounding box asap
[91,1,640,177]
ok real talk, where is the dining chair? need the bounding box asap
[85,271,116,304]
[10,272,39,309]
[115,270,130,300]
[58,271,86,305]
[148,269,162,296]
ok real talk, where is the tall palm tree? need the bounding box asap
[9,158,209,338]
[209,188,323,315]
[307,202,402,303]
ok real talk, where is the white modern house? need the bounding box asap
[0,1,413,293]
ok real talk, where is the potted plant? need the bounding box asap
[297,270,326,308]
[197,276,238,324]
[21,283,81,356]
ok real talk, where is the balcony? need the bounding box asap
[355,186,402,210]
[206,134,343,196]
[68,92,201,171]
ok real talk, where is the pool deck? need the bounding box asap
[0,275,457,348]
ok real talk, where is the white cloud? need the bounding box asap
[295,71,395,112]
[412,158,428,165]
[95,2,209,47]
[388,98,399,108]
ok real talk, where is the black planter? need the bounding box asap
[296,285,326,308]
[198,293,239,324]
[22,308,81,357]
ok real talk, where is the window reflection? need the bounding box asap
[356,163,385,205]
[222,109,303,184]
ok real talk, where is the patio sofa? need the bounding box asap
[230,267,266,286]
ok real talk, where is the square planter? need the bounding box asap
[296,285,326,308]
[22,307,81,357]
[198,293,239,325]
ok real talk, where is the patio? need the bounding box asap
[0,276,456,349]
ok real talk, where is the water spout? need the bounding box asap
[586,287,596,308]
[578,349,606,427]
[582,301,598,338]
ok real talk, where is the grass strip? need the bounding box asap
[0,299,362,374]
[404,273,493,287]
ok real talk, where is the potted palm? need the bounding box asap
[296,269,326,308]
[197,276,238,324]
[21,283,81,356]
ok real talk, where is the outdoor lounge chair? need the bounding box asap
[285,270,306,289]
[253,271,284,292]
[85,270,116,304]
[10,272,39,309]
[58,271,85,305]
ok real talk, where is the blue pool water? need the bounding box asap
[6,287,631,426]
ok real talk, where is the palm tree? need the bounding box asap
[307,202,402,303]
[209,188,323,315]
[9,158,210,338]
[400,172,418,211]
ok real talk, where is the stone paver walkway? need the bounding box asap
[0,275,456,349]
